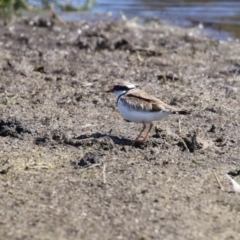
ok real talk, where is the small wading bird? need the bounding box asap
[106,82,189,145]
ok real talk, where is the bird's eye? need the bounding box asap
[114,85,129,91]
[114,86,120,90]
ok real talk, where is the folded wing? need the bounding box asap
[120,89,189,114]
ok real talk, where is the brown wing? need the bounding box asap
[120,88,188,114]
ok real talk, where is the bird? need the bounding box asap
[106,82,189,145]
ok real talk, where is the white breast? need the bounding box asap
[117,100,172,124]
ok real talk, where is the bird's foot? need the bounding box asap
[131,136,147,146]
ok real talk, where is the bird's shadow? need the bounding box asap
[74,132,147,148]
[74,132,131,146]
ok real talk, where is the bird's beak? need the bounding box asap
[106,88,114,93]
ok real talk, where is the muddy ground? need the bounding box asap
[0,15,240,240]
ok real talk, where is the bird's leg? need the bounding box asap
[131,122,146,145]
[141,123,154,142]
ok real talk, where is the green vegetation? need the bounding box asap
[0,0,30,17]
[0,0,96,18]
[60,0,96,11]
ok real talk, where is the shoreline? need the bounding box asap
[23,10,239,41]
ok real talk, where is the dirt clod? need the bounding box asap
[72,151,104,167]
[0,118,31,138]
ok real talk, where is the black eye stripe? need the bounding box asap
[114,86,130,91]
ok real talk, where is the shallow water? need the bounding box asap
[33,0,240,40]
[91,0,240,39]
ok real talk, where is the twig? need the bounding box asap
[163,73,167,83]
[178,119,182,133]
[137,51,143,62]
[120,11,128,21]
[50,3,66,25]
[81,163,102,169]
[178,136,190,153]
[102,163,107,184]
[213,171,224,190]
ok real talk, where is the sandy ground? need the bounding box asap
[0,15,240,240]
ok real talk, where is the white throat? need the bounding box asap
[114,90,127,98]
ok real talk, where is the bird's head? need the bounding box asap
[106,82,136,98]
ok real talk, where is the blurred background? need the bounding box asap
[1,0,240,39]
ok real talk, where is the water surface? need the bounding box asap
[91,0,240,39]
[33,0,240,39]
